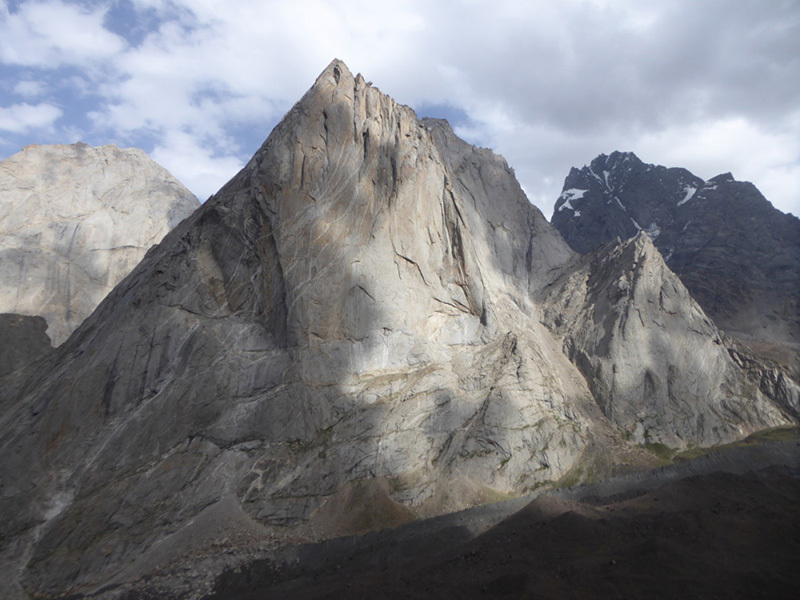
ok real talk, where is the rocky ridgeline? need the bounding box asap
[550,151,800,369]
[540,233,796,443]
[0,142,199,346]
[0,62,796,598]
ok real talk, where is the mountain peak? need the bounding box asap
[709,172,735,183]
[293,58,357,115]
[315,58,354,88]
[589,151,643,173]
[1,61,591,597]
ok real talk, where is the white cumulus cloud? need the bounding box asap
[13,79,46,97]
[0,101,62,133]
[150,130,244,201]
[0,0,126,67]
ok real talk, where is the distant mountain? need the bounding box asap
[0,63,796,599]
[551,151,800,371]
[0,143,199,346]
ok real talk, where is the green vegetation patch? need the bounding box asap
[675,425,800,462]
[554,462,597,489]
[746,425,800,443]
[641,442,677,463]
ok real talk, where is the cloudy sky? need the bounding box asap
[1,0,798,217]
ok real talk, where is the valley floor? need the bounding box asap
[108,436,800,600]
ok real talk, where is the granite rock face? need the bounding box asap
[540,233,790,447]
[550,152,800,362]
[0,143,199,345]
[0,62,794,598]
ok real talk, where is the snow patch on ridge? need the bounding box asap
[558,189,587,213]
[645,221,661,241]
[677,185,697,206]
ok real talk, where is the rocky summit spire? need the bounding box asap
[0,61,794,599]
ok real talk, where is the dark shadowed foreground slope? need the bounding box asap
[197,438,799,600]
